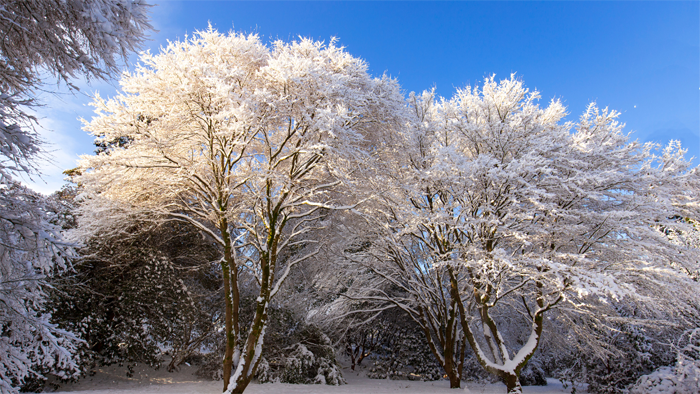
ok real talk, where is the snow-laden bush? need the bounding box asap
[461,355,495,383]
[50,219,220,375]
[631,329,700,394]
[281,344,316,384]
[632,367,680,394]
[316,357,345,385]
[366,321,441,381]
[519,360,547,386]
[1,187,81,394]
[585,327,660,394]
[278,343,344,385]
[196,298,345,386]
[255,358,272,384]
[543,303,684,394]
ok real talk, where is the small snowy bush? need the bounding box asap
[631,366,679,394]
[519,360,547,386]
[281,344,316,384]
[254,358,273,384]
[279,343,345,385]
[631,329,700,394]
[548,316,677,394]
[50,218,221,379]
[316,357,345,385]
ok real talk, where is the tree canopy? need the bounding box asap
[74,27,404,393]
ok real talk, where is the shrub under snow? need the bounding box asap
[631,329,700,394]
[279,344,345,385]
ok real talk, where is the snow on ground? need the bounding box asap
[44,363,576,394]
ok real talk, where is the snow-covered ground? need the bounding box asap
[45,363,577,394]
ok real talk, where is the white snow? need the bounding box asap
[43,363,576,394]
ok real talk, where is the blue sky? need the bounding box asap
[27,1,699,194]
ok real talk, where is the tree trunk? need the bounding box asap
[221,260,234,391]
[415,270,463,389]
[227,240,274,394]
[227,302,268,394]
[356,352,367,367]
[447,370,461,389]
[445,267,463,389]
[347,344,357,370]
[220,218,240,392]
[504,373,523,394]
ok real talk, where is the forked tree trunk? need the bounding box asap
[222,168,307,393]
[225,201,280,394]
[447,267,548,394]
[220,218,240,392]
[347,344,362,371]
[227,296,269,394]
[347,331,378,370]
[415,274,465,389]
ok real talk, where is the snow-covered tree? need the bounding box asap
[342,76,700,392]
[74,28,404,393]
[0,0,152,180]
[0,0,151,93]
[0,1,151,392]
[0,184,78,393]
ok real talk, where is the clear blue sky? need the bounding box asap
[27,1,699,194]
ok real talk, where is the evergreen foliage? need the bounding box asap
[49,219,220,374]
